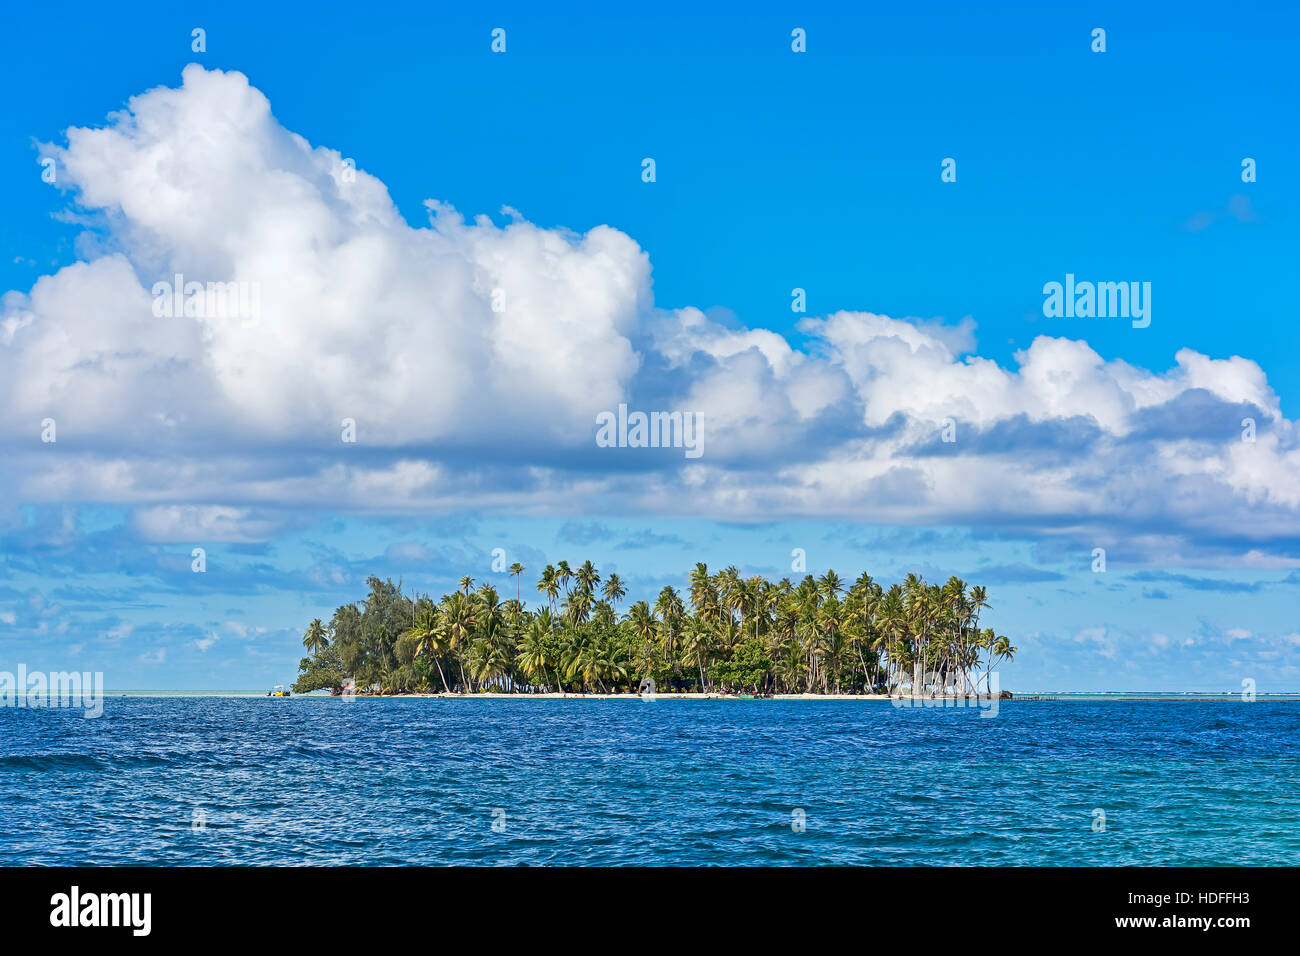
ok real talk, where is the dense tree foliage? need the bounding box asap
[292,564,1015,696]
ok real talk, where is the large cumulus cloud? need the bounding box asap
[3,65,1298,560]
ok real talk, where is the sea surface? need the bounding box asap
[3,696,1298,865]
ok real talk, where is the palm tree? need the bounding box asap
[516,622,547,692]
[509,562,525,605]
[575,559,601,592]
[626,600,657,677]
[602,572,627,609]
[517,611,561,694]
[562,586,593,626]
[302,618,327,655]
[688,563,712,617]
[968,585,991,693]
[654,585,685,684]
[471,585,513,691]
[469,637,511,691]
[401,608,451,693]
[536,565,560,612]
[773,640,804,694]
[902,573,927,697]
[680,618,713,691]
[591,599,617,629]
[442,591,478,691]
[986,634,1016,695]
[817,570,843,601]
[564,629,625,693]
[752,577,775,642]
[878,586,906,695]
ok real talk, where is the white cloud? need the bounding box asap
[6,65,646,450]
[3,65,1299,562]
[132,505,283,543]
[102,622,134,642]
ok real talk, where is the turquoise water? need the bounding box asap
[3,697,1298,865]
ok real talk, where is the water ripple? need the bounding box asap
[1,698,1298,865]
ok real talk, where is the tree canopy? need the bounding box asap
[292,565,1015,697]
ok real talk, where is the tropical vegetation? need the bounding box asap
[291,562,1016,697]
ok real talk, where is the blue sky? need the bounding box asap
[1,1,1298,690]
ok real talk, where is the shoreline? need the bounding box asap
[333,691,899,701]
[93,690,1300,700]
[324,692,1296,702]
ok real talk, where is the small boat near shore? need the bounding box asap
[267,685,290,697]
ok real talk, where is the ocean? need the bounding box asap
[4,697,1298,865]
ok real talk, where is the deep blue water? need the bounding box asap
[3,697,1299,865]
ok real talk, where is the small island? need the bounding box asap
[293,562,1015,698]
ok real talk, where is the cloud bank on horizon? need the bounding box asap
[3,65,1297,564]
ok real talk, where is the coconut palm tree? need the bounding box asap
[509,562,525,605]
[602,572,627,609]
[680,618,714,691]
[817,569,843,601]
[402,608,451,694]
[302,618,328,655]
[517,610,561,694]
[902,573,928,696]
[515,620,548,692]
[878,586,906,695]
[575,559,601,592]
[773,641,805,694]
[469,637,511,691]
[441,591,478,692]
[536,565,560,612]
[627,600,656,667]
[562,586,593,626]
[986,634,1017,694]
[687,563,712,616]
[591,599,617,629]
